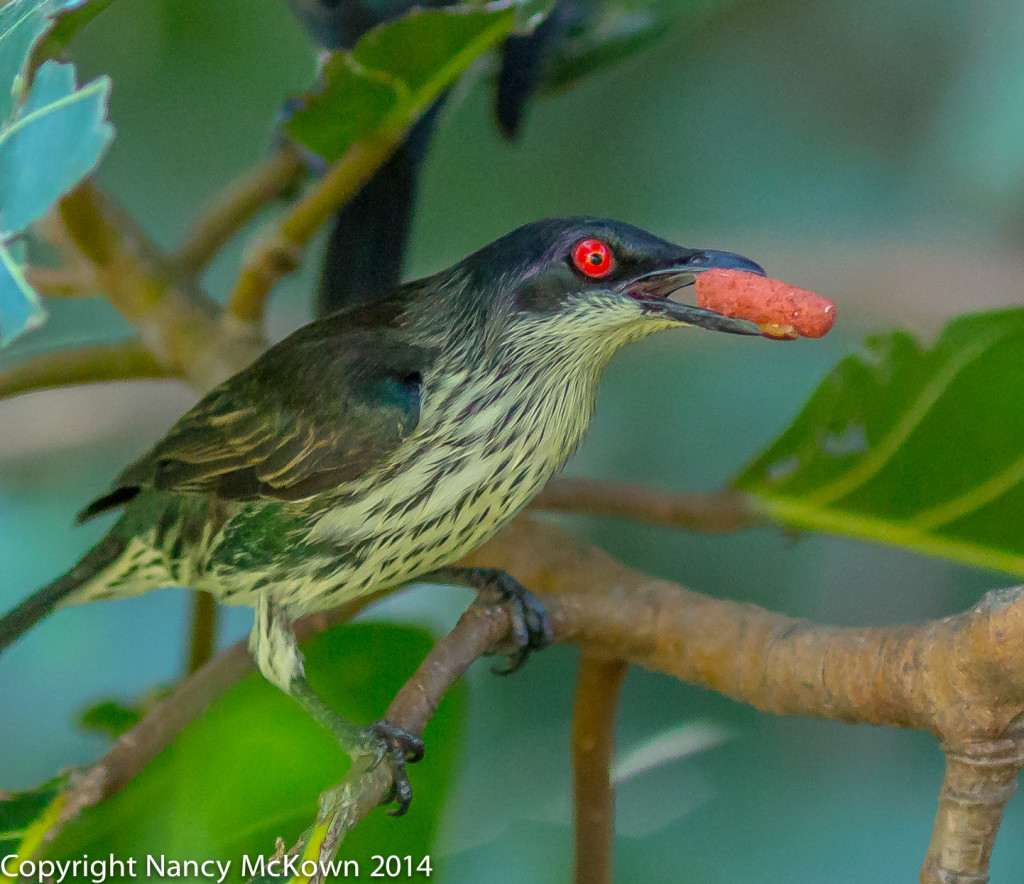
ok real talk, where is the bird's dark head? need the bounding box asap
[451,217,764,360]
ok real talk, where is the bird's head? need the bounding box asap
[448,217,765,364]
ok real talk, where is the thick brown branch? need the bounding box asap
[33,516,1024,883]
[226,131,404,325]
[532,477,760,533]
[572,655,628,884]
[0,340,171,401]
[921,734,1024,884]
[174,149,307,276]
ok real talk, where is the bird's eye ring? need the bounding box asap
[571,239,614,278]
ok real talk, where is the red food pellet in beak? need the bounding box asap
[695,269,836,340]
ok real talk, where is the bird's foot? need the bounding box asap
[357,719,425,817]
[472,569,554,675]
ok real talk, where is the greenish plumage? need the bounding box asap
[0,217,765,812]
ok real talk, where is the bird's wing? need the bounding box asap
[79,306,430,520]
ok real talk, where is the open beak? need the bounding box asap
[622,249,765,335]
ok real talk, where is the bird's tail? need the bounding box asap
[0,533,126,654]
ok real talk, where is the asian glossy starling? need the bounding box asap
[0,217,764,812]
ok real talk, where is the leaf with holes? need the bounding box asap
[285,2,535,162]
[734,308,1024,578]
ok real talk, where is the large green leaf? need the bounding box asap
[286,2,530,161]
[7,623,464,882]
[734,308,1024,578]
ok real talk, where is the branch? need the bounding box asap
[23,265,91,297]
[531,477,761,533]
[226,131,404,325]
[30,515,1024,883]
[572,655,628,884]
[184,592,218,676]
[53,182,266,393]
[260,599,514,882]
[174,149,307,276]
[53,593,383,840]
[0,340,171,401]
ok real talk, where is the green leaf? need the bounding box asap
[29,624,464,880]
[734,308,1024,578]
[0,238,46,346]
[286,2,524,162]
[0,776,67,873]
[536,3,671,96]
[0,59,114,236]
[29,0,117,67]
[77,699,146,739]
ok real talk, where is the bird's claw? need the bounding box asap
[360,719,424,817]
[476,571,554,676]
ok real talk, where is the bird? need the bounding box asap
[0,217,765,814]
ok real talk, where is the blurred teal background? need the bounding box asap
[2,0,1024,880]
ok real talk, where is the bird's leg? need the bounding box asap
[249,594,424,815]
[424,567,554,674]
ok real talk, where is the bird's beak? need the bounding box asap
[622,249,766,335]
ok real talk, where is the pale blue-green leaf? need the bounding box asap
[0,238,47,346]
[0,61,114,236]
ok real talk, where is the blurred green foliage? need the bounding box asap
[28,624,463,882]
[286,5,523,161]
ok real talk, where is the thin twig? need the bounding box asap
[265,600,514,880]
[531,477,760,533]
[54,182,266,392]
[0,339,171,401]
[225,131,404,325]
[174,149,307,276]
[185,592,219,676]
[23,265,91,297]
[572,655,628,884]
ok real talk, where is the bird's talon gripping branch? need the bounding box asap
[361,719,424,817]
[474,569,553,675]
[428,566,555,674]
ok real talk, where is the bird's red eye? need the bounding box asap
[572,239,614,278]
